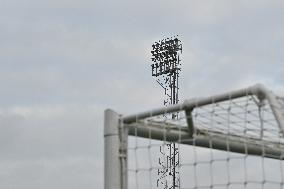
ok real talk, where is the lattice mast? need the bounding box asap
[151,37,182,118]
[151,37,182,189]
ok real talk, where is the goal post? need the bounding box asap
[104,84,284,189]
[104,109,121,189]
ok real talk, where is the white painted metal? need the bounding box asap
[123,84,261,123]
[127,120,284,160]
[104,109,121,189]
[122,84,284,133]
[259,85,284,134]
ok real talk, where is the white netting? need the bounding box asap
[125,94,284,189]
[192,96,282,142]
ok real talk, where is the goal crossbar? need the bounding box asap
[123,84,284,132]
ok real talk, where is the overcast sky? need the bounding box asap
[1,0,284,189]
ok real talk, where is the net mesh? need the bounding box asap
[125,94,284,189]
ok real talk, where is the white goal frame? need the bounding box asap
[104,84,284,189]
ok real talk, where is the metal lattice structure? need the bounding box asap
[151,37,182,113]
[151,37,183,189]
[104,84,284,189]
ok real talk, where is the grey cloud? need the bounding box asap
[1,0,284,188]
[0,158,101,189]
[0,104,103,160]
[0,104,104,188]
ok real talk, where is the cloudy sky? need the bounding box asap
[1,0,284,188]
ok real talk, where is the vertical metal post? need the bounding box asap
[104,109,121,189]
[265,91,284,134]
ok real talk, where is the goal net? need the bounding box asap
[104,84,284,189]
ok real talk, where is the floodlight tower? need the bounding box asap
[151,36,182,189]
[151,37,182,118]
